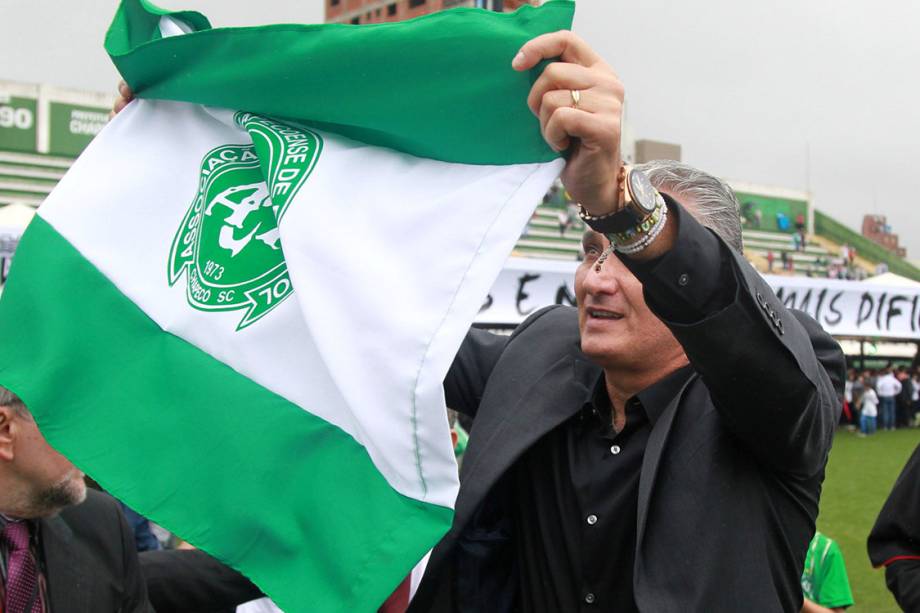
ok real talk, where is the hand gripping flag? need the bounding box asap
[0,1,572,611]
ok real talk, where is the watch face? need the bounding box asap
[628,170,659,215]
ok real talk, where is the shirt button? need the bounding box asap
[585,593,596,604]
[610,444,621,455]
[586,514,598,525]
[678,273,690,286]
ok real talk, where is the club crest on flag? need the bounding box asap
[167,114,323,330]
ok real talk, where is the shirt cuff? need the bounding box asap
[616,194,737,324]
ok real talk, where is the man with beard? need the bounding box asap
[0,386,152,612]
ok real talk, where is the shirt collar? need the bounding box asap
[586,363,695,425]
[635,364,695,424]
[589,377,653,425]
[0,514,31,527]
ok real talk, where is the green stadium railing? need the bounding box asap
[813,209,920,281]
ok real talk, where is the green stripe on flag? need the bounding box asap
[0,216,453,613]
[105,0,575,165]
[106,0,212,49]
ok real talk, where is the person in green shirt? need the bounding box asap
[453,421,469,459]
[447,408,467,467]
[801,531,855,612]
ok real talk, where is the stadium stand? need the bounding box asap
[513,203,585,261]
[0,150,70,207]
[814,210,920,281]
[742,228,856,278]
[509,191,920,283]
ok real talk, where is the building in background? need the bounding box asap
[634,139,681,164]
[0,80,112,162]
[0,80,112,209]
[326,0,533,24]
[0,80,113,291]
[862,214,907,258]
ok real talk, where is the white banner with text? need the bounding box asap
[477,258,920,340]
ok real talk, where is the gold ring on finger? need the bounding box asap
[571,89,581,110]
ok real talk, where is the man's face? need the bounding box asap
[4,409,86,518]
[575,231,684,372]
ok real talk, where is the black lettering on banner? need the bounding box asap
[912,295,919,333]
[799,289,813,314]
[875,293,887,331]
[776,287,798,309]
[856,293,874,328]
[815,289,828,323]
[516,273,540,316]
[479,294,493,313]
[555,283,577,307]
[887,295,907,331]
[825,292,843,326]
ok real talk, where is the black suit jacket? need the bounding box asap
[410,228,844,612]
[868,443,920,612]
[140,548,261,613]
[38,488,152,612]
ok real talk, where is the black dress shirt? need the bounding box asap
[512,365,694,612]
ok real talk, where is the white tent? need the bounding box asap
[0,203,36,295]
[0,203,37,232]
[864,271,920,288]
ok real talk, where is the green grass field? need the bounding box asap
[817,427,920,612]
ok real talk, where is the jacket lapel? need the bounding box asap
[411,350,600,612]
[40,515,91,613]
[454,353,599,527]
[635,374,697,546]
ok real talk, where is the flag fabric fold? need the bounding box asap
[0,2,572,611]
[107,0,576,164]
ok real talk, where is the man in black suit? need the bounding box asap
[868,443,920,611]
[0,386,152,612]
[409,31,845,613]
[109,27,844,612]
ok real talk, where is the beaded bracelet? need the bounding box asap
[610,202,669,256]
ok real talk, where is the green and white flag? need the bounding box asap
[0,1,572,611]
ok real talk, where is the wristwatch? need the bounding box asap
[578,166,661,234]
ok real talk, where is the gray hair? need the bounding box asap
[635,160,744,253]
[0,385,28,418]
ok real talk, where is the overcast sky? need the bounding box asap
[3,0,919,259]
